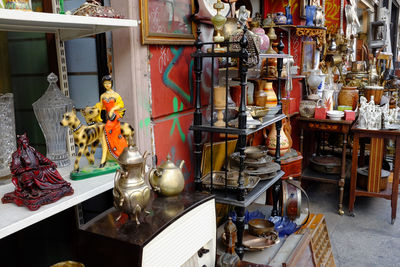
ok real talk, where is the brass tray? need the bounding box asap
[201,171,260,192]
[222,229,279,251]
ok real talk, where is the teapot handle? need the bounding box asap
[149,168,161,192]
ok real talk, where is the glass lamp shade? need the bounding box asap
[0,93,16,177]
[32,73,73,167]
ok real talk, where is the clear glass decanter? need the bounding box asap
[32,73,73,167]
[0,93,16,177]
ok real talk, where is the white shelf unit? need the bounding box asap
[0,9,138,40]
[0,166,114,239]
[0,7,138,239]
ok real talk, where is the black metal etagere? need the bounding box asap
[190,28,286,259]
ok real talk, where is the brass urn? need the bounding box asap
[113,142,150,224]
[149,155,185,197]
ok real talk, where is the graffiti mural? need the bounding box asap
[149,45,194,118]
[153,112,195,190]
[325,0,341,34]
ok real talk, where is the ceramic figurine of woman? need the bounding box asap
[94,75,128,162]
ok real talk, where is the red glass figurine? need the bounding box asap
[1,133,74,211]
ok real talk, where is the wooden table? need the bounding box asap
[349,125,400,224]
[298,117,354,215]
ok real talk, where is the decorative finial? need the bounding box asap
[47,73,58,83]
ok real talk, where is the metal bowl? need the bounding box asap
[248,106,269,119]
[248,218,275,236]
[244,146,268,159]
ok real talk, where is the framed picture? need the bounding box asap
[140,0,196,45]
[301,41,316,74]
[201,140,238,175]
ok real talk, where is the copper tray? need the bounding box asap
[201,171,260,192]
[222,229,279,251]
[309,155,341,174]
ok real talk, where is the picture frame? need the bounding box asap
[201,140,238,175]
[301,41,316,74]
[139,0,196,45]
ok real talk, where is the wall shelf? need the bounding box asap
[0,9,138,40]
[0,164,114,239]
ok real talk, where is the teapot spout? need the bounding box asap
[179,160,185,170]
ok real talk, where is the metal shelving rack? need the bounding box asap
[190,28,287,259]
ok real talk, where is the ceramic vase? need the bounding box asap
[274,12,287,25]
[266,123,290,156]
[285,6,293,25]
[299,100,317,118]
[32,73,73,167]
[338,86,359,110]
[322,89,334,111]
[305,5,316,26]
[264,82,278,107]
[252,27,270,53]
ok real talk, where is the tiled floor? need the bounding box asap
[305,181,400,267]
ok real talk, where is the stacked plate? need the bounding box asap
[230,146,281,180]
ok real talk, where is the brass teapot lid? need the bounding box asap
[118,144,145,165]
[158,155,179,170]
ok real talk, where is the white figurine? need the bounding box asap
[345,0,360,39]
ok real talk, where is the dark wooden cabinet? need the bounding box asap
[77,192,216,267]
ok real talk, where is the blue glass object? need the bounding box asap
[305,5,316,26]
[269,216,299,237]
[285,6,293,25]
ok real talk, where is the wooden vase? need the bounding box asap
[338,86,359,110]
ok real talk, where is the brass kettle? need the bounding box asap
[113,142,150,224]
[149,155,185,197]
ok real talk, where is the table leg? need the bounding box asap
[338,133,347,215]
[234,206,245,259]
[391,137,400,224]
[349,133,359,216]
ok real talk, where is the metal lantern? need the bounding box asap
[32,73,73,168]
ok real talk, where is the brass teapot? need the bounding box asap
[113,142,150,224]
[149,155,185,197]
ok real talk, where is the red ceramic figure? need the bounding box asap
[2,133,74,210]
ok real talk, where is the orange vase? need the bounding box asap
[264,82,278,107]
